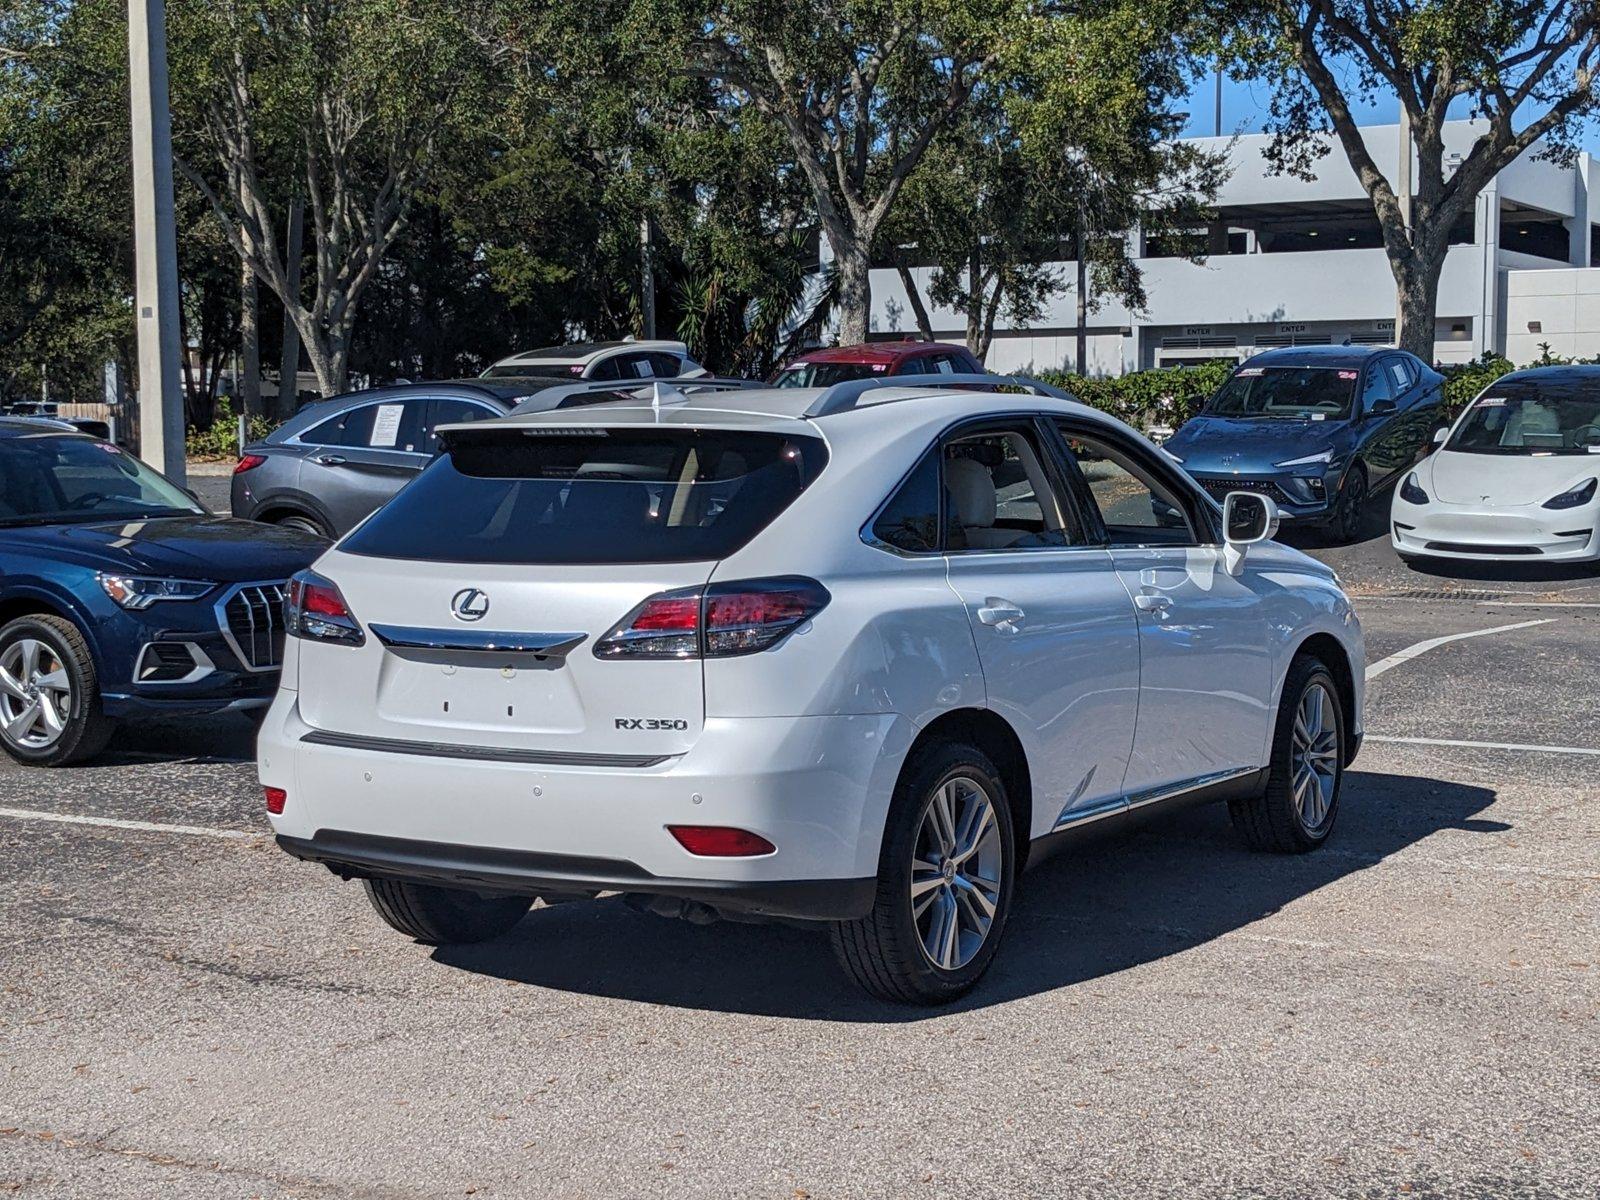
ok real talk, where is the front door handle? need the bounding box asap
[1134,592,1173,615]
[315,454,348,466]
[977,599,1026,631]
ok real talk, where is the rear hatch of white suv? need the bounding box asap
[287,417,829,762]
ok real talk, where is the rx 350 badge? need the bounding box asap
[615,717,690,731]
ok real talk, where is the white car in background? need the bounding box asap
[481,339,706,382]
[260,376,1365,1004]
[1393,365,1600,563]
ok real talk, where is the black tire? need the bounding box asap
[830,742,1017,1004]
[275,512,329,539]
[0,614,115,767]
[1229,655,1345,853]
[1326,463,1368,543]
[363,878,532,944]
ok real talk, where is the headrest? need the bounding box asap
[945,456,997,528]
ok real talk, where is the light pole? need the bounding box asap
[127,0,186,485]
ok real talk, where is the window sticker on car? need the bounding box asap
[1337,370,1359,380]
[1237,367,1263,376]
[1310,413,1326,420]
[1389,363,1407,383]
[1477,397,1506,407]
[369,404,404,447]
[871,363,887,372]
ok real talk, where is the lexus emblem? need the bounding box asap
[451,588,490,623]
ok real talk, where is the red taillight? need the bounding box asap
[264,786,287,815]
[594,577,829,660]
[234,454,266,474]
[285,570,365,645]
[667,825,776,857]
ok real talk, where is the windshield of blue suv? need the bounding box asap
[341,427,828,564]
[1447,385,1600,455]
[1205,366,1358,420]
[0,435,203,526]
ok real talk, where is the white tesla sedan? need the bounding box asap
[1392,366,1600,564]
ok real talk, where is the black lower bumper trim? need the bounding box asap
[276,830,875,922]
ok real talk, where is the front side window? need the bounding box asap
[0,436,202,526]
[1448,385,1600,455]
[342,428,828,565]
[1362,363,1395,411]
[942,428,1081,551]
[1207,366,1358,420]
[1055,425,1199,547]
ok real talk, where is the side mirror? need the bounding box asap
[1432,427,1448,447]
[1222,491,1279,575]
[1368,398,1398,417]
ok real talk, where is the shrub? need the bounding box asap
[1438,353,1514,418]
[186,398,277,460]
[1035,360,1232,430]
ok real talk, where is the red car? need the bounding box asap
[772,341,985,387]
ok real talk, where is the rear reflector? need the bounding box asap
[264,787,287,815]
[235,454,266,474]
[595,577,829,660]
[667,825,776,857]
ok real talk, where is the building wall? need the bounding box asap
[1502,267,1600,363]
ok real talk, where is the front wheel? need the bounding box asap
[0,615,114,766]
[831,742,1016,1004]
[1230,655,1345,853]
[1326,464,1368,543]
[364,878,532,944]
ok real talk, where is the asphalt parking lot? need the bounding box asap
[2,479,1597,1198]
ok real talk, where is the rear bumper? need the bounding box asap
[276,830,875,920]
[261,694,914,919]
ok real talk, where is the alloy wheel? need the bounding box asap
[910,775,1004,971]
[0,638,72,749]
[1290,681,1339,832]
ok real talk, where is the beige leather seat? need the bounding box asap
[945,457,1023,549]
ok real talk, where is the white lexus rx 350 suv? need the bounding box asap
[261,376,1365,1003]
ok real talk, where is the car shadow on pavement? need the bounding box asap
[82,713,258,767]
[432,770,1500,1021]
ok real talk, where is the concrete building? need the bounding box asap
[866,121,1600,375]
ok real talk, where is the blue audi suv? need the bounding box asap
[1163,346,1444,541]
[0,421,323,765]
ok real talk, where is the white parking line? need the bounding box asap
[1364,618,1555,681]
[1367,735,1600,758]
[0,806,254,840]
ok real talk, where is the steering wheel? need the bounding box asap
[1570,423,1600,447]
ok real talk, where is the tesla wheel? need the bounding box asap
[1327,464,1368,543]
[1229,655,1345,853]
[275,513,329,539]
[363,878,532,944]
[831,742,1015,1004]
[0,615,114,767]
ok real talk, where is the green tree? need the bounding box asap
[1221,1,1600,360]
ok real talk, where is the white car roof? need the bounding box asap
[490,340,690,370]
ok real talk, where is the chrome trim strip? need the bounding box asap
[214,581,289,674]
[299,729,671,769]
[369,625,588,657]
[1052,766,1261,831]
[133,641,216,686]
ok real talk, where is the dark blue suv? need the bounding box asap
[1163,346,1444,541]
[0,421,323,765]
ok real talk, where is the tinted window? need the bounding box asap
[425,399,499,456]
[871,449,944,552]
[342,429,828,564]
[647,353,683,377]
[0,436,202,525]
[1208,367,1358,419]
[587,357,622,381]
[302,401,428,451]
[943,427,1082,551]
[1363,364,1395,410]
[1055,425,1198,546]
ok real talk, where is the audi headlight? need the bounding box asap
[1400,472,1429,505]
[1274,450,1334,469]
[1542,478,1597,510]
[98,575,216,610]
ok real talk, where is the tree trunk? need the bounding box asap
[965,250,983,357]
[833,237,872,346]
[239,260,261,418]
[274,196,304,419]
[894,261,934,340]
[300,331,347,400]
[1393,252,1444,363]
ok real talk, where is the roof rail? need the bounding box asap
[803,372,1074,418]
[507,376,756,415]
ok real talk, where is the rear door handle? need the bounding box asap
[315,454,347,466]
[977,599,1026,631]
[1134,592,1173,615]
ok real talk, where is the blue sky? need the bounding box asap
[1178,73,1404,139]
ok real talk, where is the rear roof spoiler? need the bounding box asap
[803,372,1075,418]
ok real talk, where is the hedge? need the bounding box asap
[186,397,278,460]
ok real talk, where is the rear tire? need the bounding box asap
[0,615,115,766]
[1229,655,1345,853]
[830,742,1016,1004]
[275,512,329,539]
[363,878,532,944]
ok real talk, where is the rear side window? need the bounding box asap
[341,429,828,565]
[871,450,945,552]
[303,400,428,452]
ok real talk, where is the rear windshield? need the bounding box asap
[341,428,828,564]
[1206,367,1357,419]
[1448,383,1600,455]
